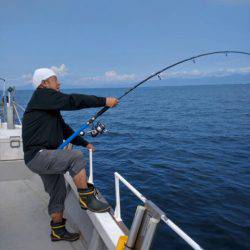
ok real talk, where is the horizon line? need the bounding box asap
[11,82,250,91]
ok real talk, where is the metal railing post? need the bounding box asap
[114,173,122,221]
[88,149,93,184]
[13,103,22,125]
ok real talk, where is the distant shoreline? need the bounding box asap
[11,82,250,91]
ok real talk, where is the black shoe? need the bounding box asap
[50,218,80,242]
[78,183,110,213]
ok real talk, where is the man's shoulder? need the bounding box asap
[35,88,58,95]
[28,88,61,105]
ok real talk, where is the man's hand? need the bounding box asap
[86,143,95,152]
[106,97,119,108]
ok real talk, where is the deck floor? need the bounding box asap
[0,174,85,250]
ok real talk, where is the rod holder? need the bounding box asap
[125,206,146,249]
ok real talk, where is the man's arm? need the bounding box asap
[30,88,107,111]
[60,116,89,147]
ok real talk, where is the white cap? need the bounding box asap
[32,68,56,88]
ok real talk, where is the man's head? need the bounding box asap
[32,68,60,91]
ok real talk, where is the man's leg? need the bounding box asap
[51,212,63,223]
[39,174,67,216]
[73,168,87,189]
[27,149,110,213]
[64,151,110,212]
[39,174,80,242]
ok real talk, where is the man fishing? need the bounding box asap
[22,68,118,242]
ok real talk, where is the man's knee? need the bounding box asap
[69,151,86,177]
[73,150,84,159]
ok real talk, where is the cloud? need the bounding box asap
[21,73,33,83]
[19,65,250,88]
[104,70,136,81]
[160,66,250,79]
[79,66,250,85]
[51,64,69,76]
[226,66,250,74]
[20,64,68,84]
[80,70,136,84]
[72,66,250,87]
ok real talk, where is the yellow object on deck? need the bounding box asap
[116,235,128,250]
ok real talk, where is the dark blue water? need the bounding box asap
[16,84,250,249]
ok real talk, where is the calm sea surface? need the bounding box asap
[16,84,250,250]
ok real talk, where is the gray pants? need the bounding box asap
[26,149,86,215]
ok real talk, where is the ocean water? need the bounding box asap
[16,84,250,249]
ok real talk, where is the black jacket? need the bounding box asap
[22,88,106,164]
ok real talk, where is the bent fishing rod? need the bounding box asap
[59,50,250,149]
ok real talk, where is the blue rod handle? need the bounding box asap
[58,123,90,149]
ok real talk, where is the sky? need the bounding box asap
[1,0,250,89]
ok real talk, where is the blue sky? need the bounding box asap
[1,0,250,89]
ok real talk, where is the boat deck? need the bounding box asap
[0,162,86,250]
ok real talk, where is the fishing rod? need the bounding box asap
[59,50,250,149]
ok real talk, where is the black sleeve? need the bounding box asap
[30,88,106,111]
[60,116,89,147]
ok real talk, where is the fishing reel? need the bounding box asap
[90,121,107,137]
[80,121,107,137]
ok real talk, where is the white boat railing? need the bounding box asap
[114,171,204,250]
[87,149,204,250]
[88,149,94,184]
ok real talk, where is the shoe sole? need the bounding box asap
[79,202,111,213]
[51,235,80,242]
